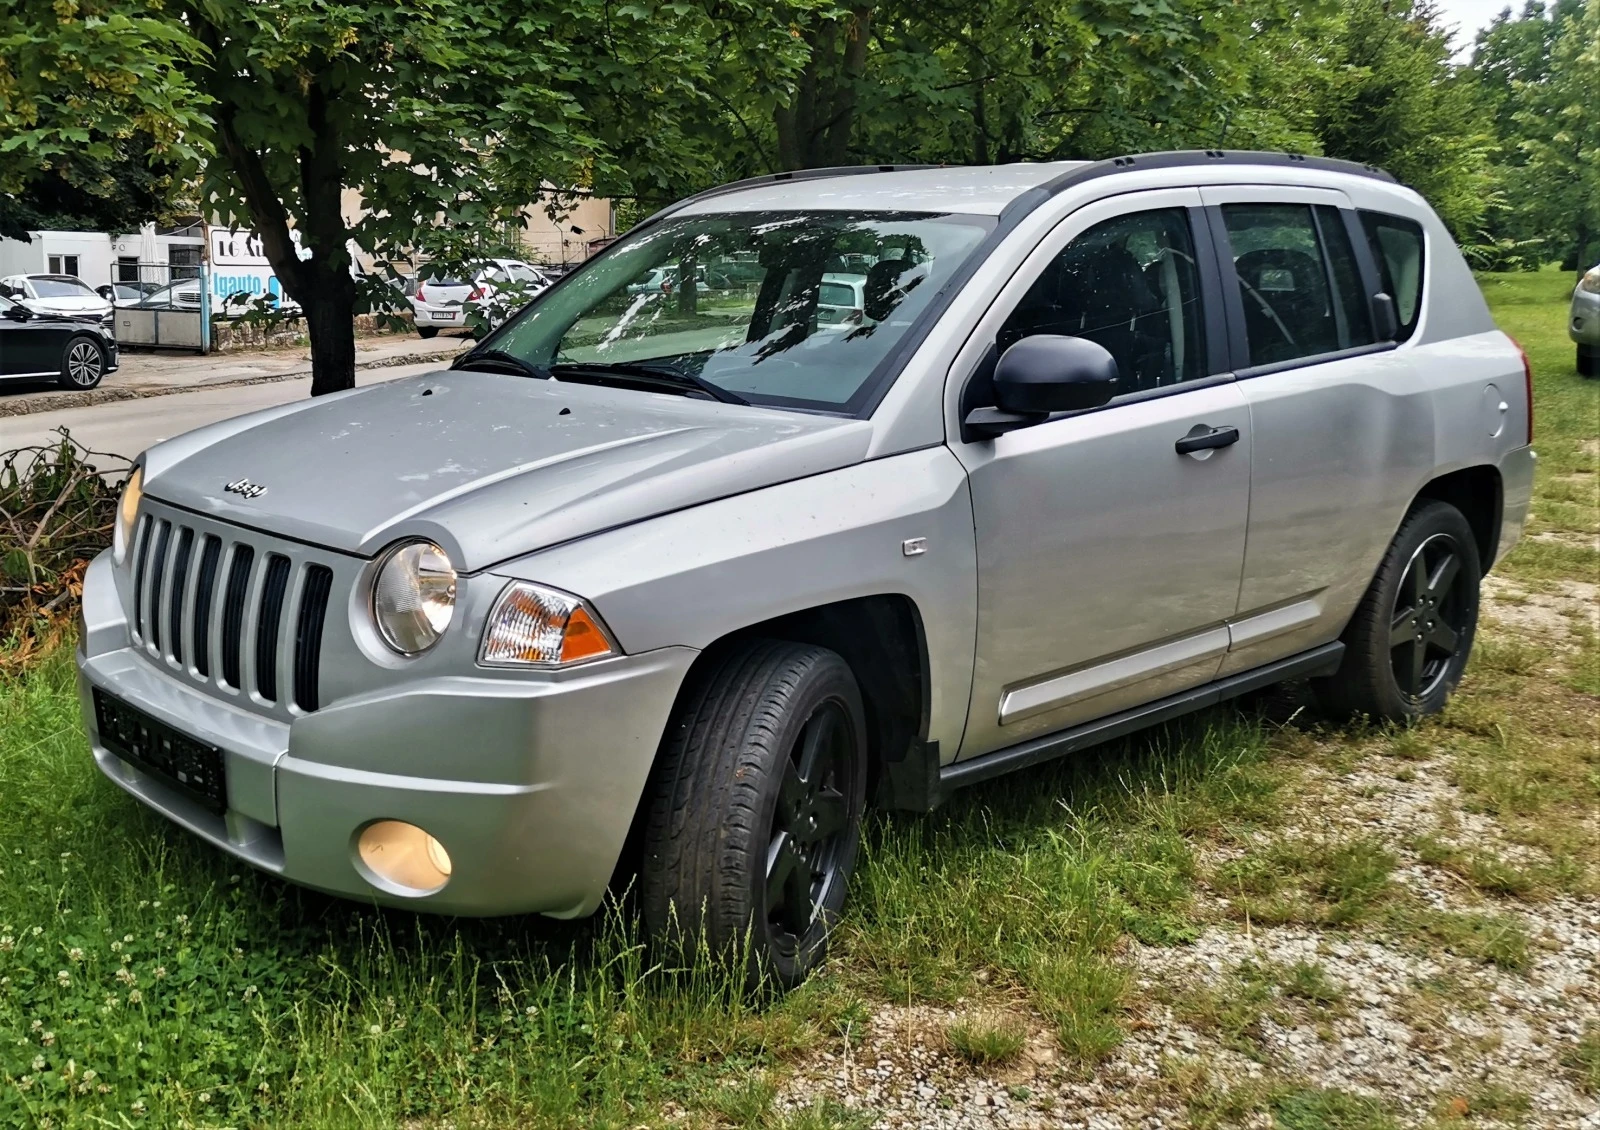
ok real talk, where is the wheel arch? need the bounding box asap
[1413,464,1503,570]
[610,593,936,891]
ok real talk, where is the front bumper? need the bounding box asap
[1572,288,1600,348]
[75,551,696,918]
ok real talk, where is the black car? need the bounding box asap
[0,292,120,390]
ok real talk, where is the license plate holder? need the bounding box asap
[93,689,228,813]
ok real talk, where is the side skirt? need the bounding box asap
[936,641,1344,796]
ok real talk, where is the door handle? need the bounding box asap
[1174,425,1240,455]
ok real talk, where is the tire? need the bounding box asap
[58,335,106,390]
[1579,346,1597,379]
[1314,500,1481,723]
[640,639,868,991]
[416,326,438,339]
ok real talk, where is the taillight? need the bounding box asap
[468,286,484,301]
[1510,337,1533,445]
[416,285,426,304]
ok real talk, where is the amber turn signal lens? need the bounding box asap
[480,581,618,666]
[559,606,612,663]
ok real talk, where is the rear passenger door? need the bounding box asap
[1199,186,1412,675]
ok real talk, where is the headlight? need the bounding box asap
[371,540,457,654]
[1581,267,1600,294]
[113,465,142,565]
[480,581,617,667]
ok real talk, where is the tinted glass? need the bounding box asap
[998,207,1208,393]
[489,210,994,412]
[1222,203,1372,367]
[1360,211,1425,341]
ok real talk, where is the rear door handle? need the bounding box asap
[1174,425,1241,455]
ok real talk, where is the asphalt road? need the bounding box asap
[0,359,445,461]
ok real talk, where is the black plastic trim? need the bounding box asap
[1234,341,1398,381]
[940,642,1345,793]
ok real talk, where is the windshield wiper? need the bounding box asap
[550,361,749,406]
[452,349,551,380]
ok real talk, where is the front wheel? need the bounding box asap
[1579,345,1597,379]
[640,639,868,991]
[58,336,106,390]
[1314,500,1480,723]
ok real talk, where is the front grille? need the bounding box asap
[128,514,334,714]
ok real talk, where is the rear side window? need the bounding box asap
[1221,203,1375,368]
[1360,211,1425,342]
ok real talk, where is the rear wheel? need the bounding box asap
[58,335,105,390]
[416,325,438,339]
[640,639,867,991]
[1579,345,1597,378]
[1314,501,1480,723]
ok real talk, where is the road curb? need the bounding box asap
[0,346,468,420]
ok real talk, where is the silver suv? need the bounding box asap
[77,151,1536,986]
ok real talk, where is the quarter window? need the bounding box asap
[998,208,1209,394]
[1221,203,1374,367]
[1360,211,1425,342]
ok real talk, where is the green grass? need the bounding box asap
[1,265,1594,1126]
[944,1013,1027,1066]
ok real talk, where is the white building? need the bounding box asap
[0,230,114,283]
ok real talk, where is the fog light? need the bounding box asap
[357,820,452,894]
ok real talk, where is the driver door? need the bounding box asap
[949,189,1253,759]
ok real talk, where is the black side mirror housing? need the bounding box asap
[964,335,1120,439]
[3,304,29,322]
[1371,292,1399,341]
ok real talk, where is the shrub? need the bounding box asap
[0,429,127,663]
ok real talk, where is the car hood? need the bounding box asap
[141,371,873,571]
[30,295,110,315]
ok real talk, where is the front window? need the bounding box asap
[486,210,994,413]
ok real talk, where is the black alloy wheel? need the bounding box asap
[1315,500,1481,723]
[641,639,868,991]
[1388,532,1471,703]
[765,700,856,951]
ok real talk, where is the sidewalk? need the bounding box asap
[113,331,470,389]
[0,331,472,418]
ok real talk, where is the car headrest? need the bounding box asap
[864,259,927,322]
[1235,248,1323,295]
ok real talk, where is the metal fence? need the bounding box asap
[101,261,210,352]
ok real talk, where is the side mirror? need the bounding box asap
[3,304,29,322]
[965,335,1120,439]
[1371,293,1399,342]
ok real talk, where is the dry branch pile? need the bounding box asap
[1,430,128,667]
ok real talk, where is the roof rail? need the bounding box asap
[1034,148,1397,200]
[638,164,943,228]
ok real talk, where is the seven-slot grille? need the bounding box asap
[129,512,334,713]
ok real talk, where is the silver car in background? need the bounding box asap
[1572,262,1600,377]
[77,151,1535,988]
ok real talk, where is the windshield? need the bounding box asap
[31,278,96,299]
[485,210,994,413]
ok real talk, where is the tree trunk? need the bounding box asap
[773,6,873,170]
[301,267,358,397]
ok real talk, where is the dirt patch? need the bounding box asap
[1481,575,1599,647]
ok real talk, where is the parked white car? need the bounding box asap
[410,259,551,338]
[0,274,113,325]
